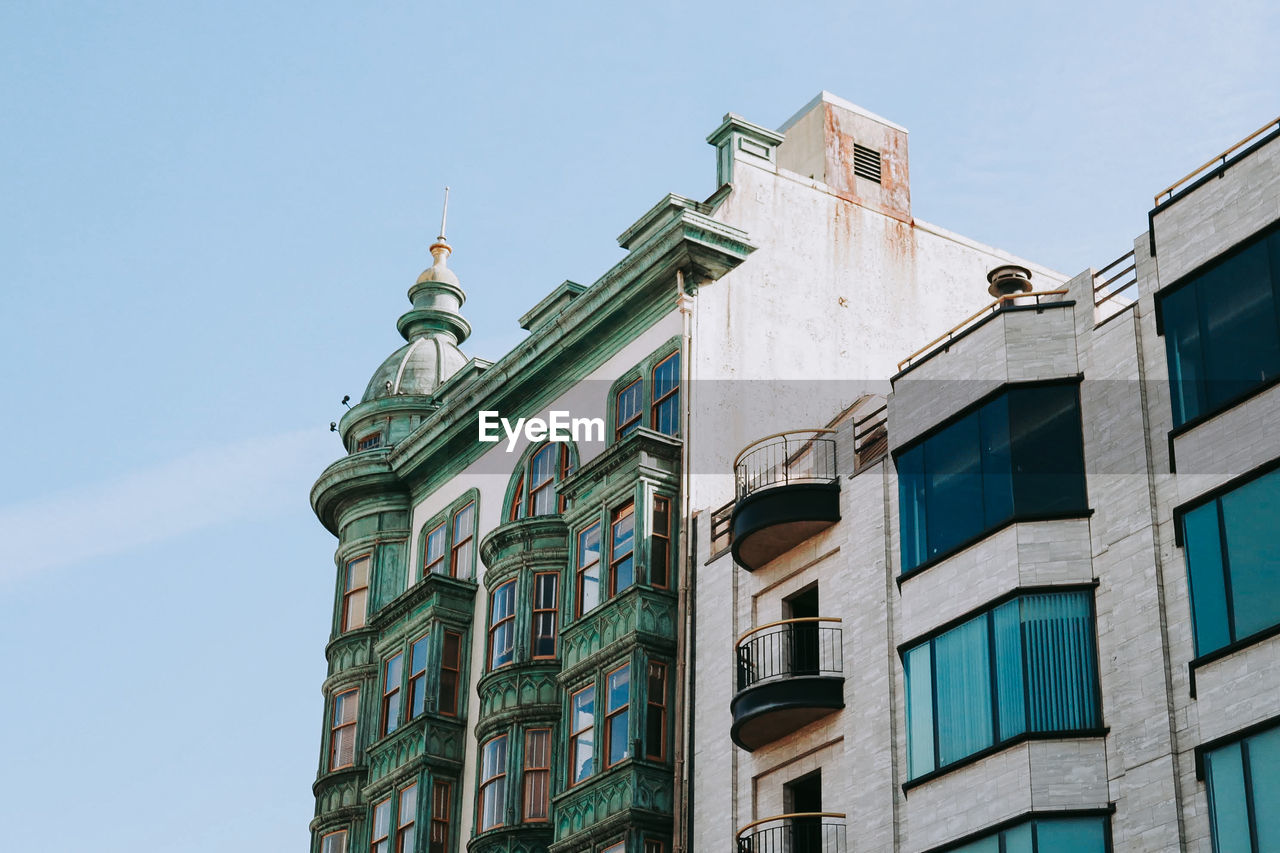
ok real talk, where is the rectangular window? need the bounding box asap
[356,433,383,452]
[652,352,680,436]
[949,816,1109,853]
[616,379,642,439]
[610,502,635,595]
[904,590,1101,779]
[577,522,602,617]
[1181,465,1280,657]
[1158,225,1280,427]
[523,727,551,822]
[531,572,559,659]
[479,735,507,831]
[1205,724,1280,853]
[381,653,403,736]
[529,444,557,517]
[569,685,595,785]
[644,840,664,853]
[329,688,359,770]
[408,634,429,719]
[371,797,391,853]
[646,661,667,760]
[450,502,475,578]
[606,663,631,767]
[650,496,671,588]
[898,383,1087,575]
[342,555,371,631]
[429,780,451,853]
[423,523,446,577]
[321,829,348,853]
[488,580,517,670]
[438,631,461,716]
[397,783,417,853]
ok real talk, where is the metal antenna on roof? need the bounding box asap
[438,186,450,241]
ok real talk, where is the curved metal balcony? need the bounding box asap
[736,813,848,853]
[730,618,844,751]
[731,429,840,571]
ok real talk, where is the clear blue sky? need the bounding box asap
[1,1,1275,850]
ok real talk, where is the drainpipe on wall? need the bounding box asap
[672,269,695,853]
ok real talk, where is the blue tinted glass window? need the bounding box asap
[1180,466,1280,656]
[1205,741,1256,853]
[904,591,1100,779]
[897,384,1088,575]
[1250,726,1280,851]
[944,817,1108,853]
[1159,227,1280,427]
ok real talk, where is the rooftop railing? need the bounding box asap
[1154,116,1280,206]
[736,813,848,853]
[1093,248,1138,326]
[896,290,1070,373]
[734,429,838,501]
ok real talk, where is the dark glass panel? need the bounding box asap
[1009,385,1087,516]
[924,412,983,560]
[1182,501,1232,655]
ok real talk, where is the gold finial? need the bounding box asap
[438,186,450,242]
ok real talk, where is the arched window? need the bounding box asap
[505,442,576,522]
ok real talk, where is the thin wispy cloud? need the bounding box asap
[0,428,335,584]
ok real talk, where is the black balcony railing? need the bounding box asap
[734,430,838,500]
[736,813,847,853]
[736,618,843,690]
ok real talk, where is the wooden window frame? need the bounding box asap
[605,662,631,768]
[371,797,391,853]
[356,432,383,452]
[320,829,348,853]
[608,502,636,597]
[422,522,446,578]
[438,630,462,716]
[522,727,552,822]
[601,841,626,853]
[341,554,371,632]
[449,501,475,578]
[478,734,508,831]
[407,634,429,720]
[528,444,557,517]
[559,445,573,512]
[508,478,524,522]
[650,351,680,433]
[487,580,517,671]
[428,780,451,853]
[646,661,668,761]
[576,521,602,618]
[329,687,359,770]
[395,782,417,853]
[615,378,643,440]
[381,652,403,737]
[569,685,595,786]
[531,572,559,660]
[650,495,671,589]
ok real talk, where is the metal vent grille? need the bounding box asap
[853,143,882,183]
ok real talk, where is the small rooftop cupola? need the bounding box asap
[361,188,471,402]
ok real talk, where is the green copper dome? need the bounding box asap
[360,235,472,403]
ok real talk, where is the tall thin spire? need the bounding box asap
[438,186,450,241]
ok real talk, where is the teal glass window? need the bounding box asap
[1204,724,1280,853]
[904,590,1101,779]
[950,816,1109,853]
[1180,466,1280,657]
[898,383,1087,574]
[1158,226,1280,427]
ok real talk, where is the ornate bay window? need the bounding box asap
[505,441,578,522]
[415,491,480,583]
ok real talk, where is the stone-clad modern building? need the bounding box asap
[309,94,1280,853]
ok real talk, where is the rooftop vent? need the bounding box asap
[853,143,882,183]
[987,264,1033,298]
